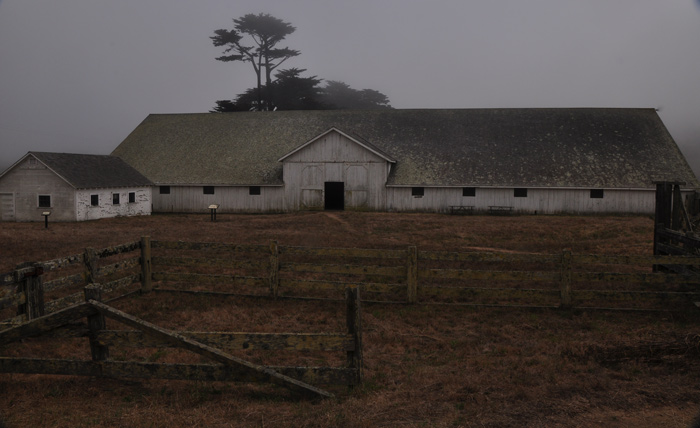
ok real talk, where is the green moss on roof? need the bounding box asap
[111,109,699,188]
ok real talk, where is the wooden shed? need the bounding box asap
[0,152,153,222]
[111,108,699,215]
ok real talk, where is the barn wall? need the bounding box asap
[282,131,389,210]
[386,187,662,214]
[75,187,152,221]
[0,157,76,221]
[153,185,286,213]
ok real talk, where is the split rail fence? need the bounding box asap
[150,239,700,311]
[0,238,362,397]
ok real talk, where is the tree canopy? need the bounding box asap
[211,13,391,112]
[211,13,300,109]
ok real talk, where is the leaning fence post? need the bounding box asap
[83,247,99,285]
[560,249,572,309]
[346,286,363,385]
[84,284,109,361]
[269,241,280,298]
[140,236,152,293]
[16,263,45,320]
[406,246,418,304]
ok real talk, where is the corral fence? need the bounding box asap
[0,238,362,398]
[653,182,700,264]
[149,239,700,311]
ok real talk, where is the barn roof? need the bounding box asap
[25,152,153,189]
[111,108,698,188]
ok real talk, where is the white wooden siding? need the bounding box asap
[282,131,389,210]
[75,187,152,221]
[0,157,76,221]
[386,187,664,214]
[153,185,286,213]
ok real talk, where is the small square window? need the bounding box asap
[112,193,120,205]
[129,192,136,203]
[412,187,424,197]
[590,189,604,198]
[462,187,476,197]
[249,186,261,195]
[203,186,215,195]
[38,195,51,208]
[91,195,99,206]
[160,186,170,194]
[514,188,528,198]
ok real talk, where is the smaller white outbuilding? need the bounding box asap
[0,152,153,222]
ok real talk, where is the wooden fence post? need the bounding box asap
[140,236,152,293]
[83,248,98,285]
[16,263,45,320]
[269,241,280,298]
[560,249,572,309]
[84,284,109,361]
[406,246,418,304]
[346,286,363,384]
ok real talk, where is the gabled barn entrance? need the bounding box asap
[324,182,345,210]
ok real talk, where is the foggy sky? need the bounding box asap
[1,0,699,177]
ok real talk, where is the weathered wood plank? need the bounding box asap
[152,272,266,287]
[152,256,268,271]
[39,253,84,273]
[96,331,353,351]
[84,285,109,361]
[94,241,141,259]
[151,241,267,253]
[87,300,333,398]
[0,292,25,311]
[0,271,17,287]
[573,289,700,301]
[44,273,85,293]
[278,279,404,295]
[141,236,152,293]
[281,246,405,259]
[572,271,700,284]
[0,303,96,345]
[572,253,700,266]
[97,257,140,277]
[419,286,561,299]
[346,286,363,383]
[657,228,700,247]
[418,269,561,282]
[280,263,405,277]
[0,358,359,385]
[418,250,559,264]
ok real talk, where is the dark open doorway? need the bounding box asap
[324,182,345,210]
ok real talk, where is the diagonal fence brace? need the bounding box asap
[86,300,334,399]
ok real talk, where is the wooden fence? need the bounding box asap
[149,239,700,311]
[0,238,363,397]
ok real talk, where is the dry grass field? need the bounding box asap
[1,212,700,427]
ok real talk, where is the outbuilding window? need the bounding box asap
[112,193,120,205]
[91,195,99,206]
[463,187,476,197]
[129,192,136,203]
[514,188,528,198]
[590,189,604,199]
[160,186,170,194]
[38,195,51,208]
[412,187,424,197]
[203,186,215,195]
[249,186,261,195]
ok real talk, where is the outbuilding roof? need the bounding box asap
[18,152,153,189]
[111,108,699,188]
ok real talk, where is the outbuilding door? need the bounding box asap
[0,193,15,221]
[324,182,345,210]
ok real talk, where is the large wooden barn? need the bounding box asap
[0,152,152,222]
[111,108,698,215]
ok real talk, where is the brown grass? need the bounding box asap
[1,212,699,428]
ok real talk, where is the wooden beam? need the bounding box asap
[0,358,359,385]
[86,300,333,398]
[0,303,96,345]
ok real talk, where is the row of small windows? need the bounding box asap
[411,187,605,199]
[37,193,137,208]
[159,186,262,196]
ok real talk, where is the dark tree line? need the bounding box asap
[211,13,391,112]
